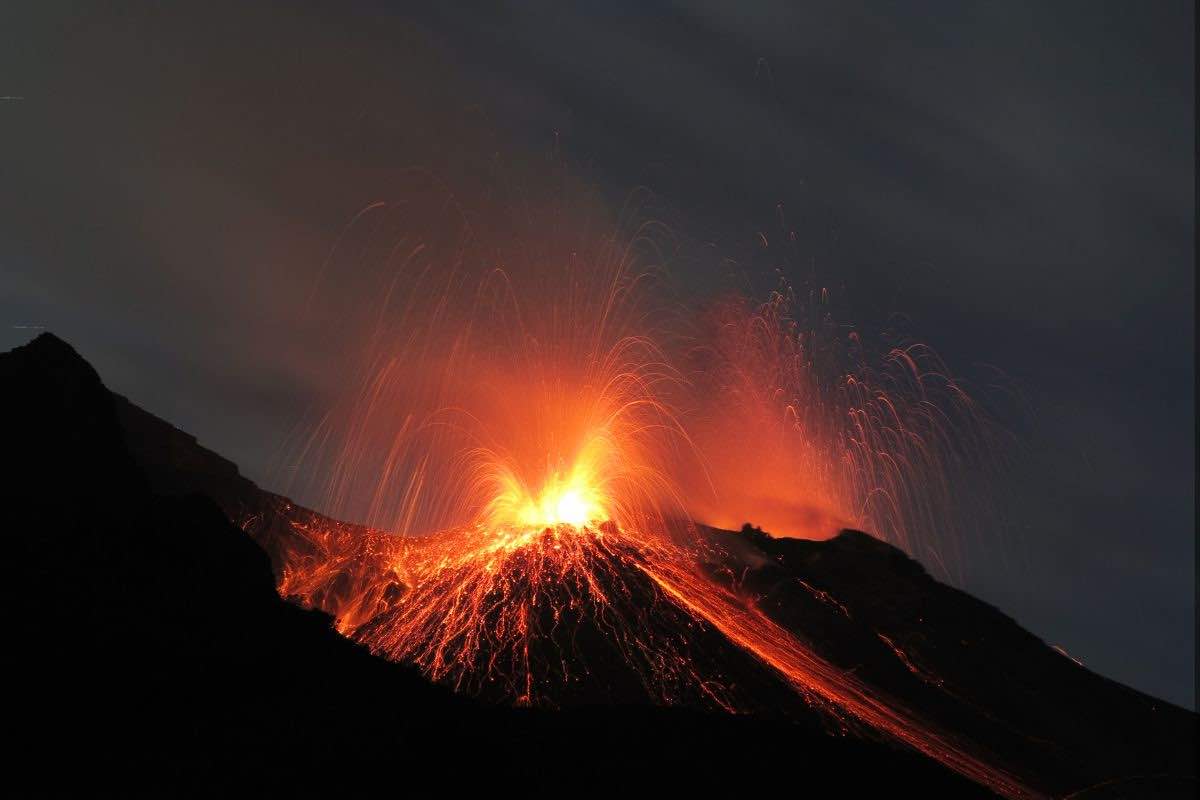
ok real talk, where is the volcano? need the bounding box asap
[3,333,1194,796]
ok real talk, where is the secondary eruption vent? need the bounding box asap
[263,173,1026,797]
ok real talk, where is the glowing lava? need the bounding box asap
[258,175,1029,797]
[262,506,1035,799]
[483,442,611,530]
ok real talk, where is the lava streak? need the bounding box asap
[634,549,1035,799]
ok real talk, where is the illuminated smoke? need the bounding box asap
[258,169,1028,797]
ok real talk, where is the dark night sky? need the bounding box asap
[2,2,1194,707]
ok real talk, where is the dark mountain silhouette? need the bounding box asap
[2,333,1193,796]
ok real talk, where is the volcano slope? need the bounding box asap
[2,333,1194,797]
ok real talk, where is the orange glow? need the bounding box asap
[480,437,612,530]
[266,511,1033,798]
[259,174,1023,796]
[682,290,1008,582]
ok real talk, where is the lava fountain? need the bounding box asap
[685,287,1012,582]
[258,170,1031,798]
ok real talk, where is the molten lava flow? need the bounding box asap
[357,521,732,708]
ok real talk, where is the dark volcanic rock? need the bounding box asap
[699,524,1197,797]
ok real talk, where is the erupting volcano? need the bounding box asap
[8,313,1194,798]
[7,6,1194,796]
[228,176,1044,795]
